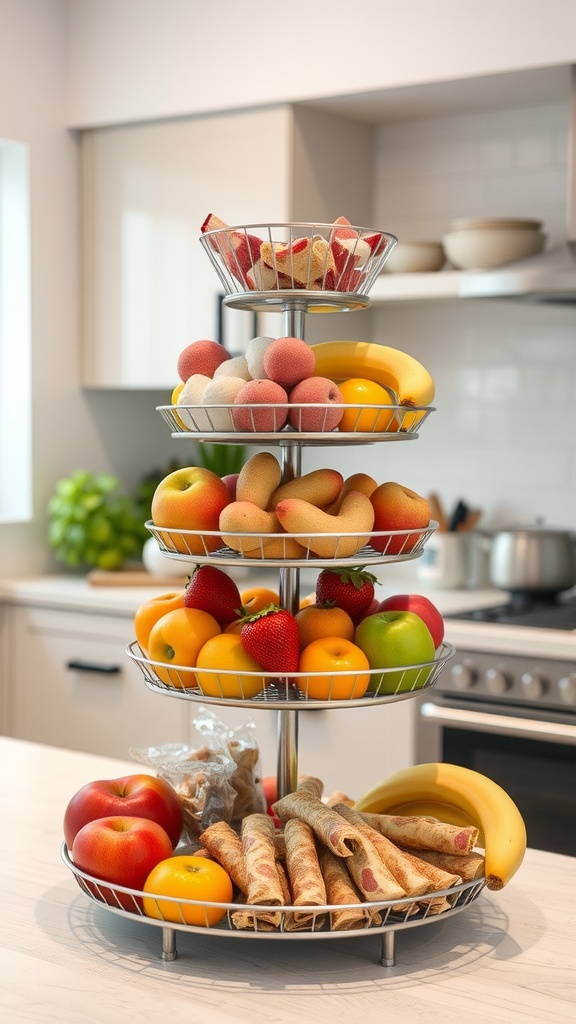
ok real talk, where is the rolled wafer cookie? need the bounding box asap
[283,819,327,931]
[231,813,285,931]
[199,821,247,893]
[401,847,485,882]
[357,811,479,855]
[317,845,381,930]
[272,790,405,902]
[333,803,432,898]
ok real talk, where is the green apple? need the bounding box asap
[354,610,435,694]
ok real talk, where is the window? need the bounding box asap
[0,139,31,522]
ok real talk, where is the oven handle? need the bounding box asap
[420,703,576,746]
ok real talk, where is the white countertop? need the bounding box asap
[1,572,574,659]
[1,736,574,1024]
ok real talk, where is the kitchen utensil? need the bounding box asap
[449,217,542,232]
[427,492,449,531]
[478,525,576,594]
[449,500,470,532]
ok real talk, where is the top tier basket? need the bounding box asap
[199,220,397,312]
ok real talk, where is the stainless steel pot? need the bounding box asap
[486,526,576,594]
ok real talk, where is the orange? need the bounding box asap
[143,855,233,927]
[299,591,316,609]
[240,586,280,614]
[298,637,370,700]
[338,378,400,433]
[147,607,221,688]
[295,604,355,651]
[195,633,267,698]
[134,591,185,654]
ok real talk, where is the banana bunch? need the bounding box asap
[310,340,435,409]
[353,762,527,891]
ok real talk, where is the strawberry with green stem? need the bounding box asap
[240,605,300,675]
[183,564,242,627]
[315,566,378,625]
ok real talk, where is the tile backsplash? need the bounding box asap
[306,102,576,533]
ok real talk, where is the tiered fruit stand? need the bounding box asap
[63,221,486,966]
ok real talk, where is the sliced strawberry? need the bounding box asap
[240,605,300,674]
[183,564,242,626]
[315,566,378,625]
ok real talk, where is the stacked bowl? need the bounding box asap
[443,217,545,270]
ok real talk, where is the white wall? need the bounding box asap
[0,0,177,577]
[63,0,576,128]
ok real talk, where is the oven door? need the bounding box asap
[416,696,576,856]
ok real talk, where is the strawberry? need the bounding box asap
[315,566,378,625]
[183,564,242,626]
[240,605,300,674]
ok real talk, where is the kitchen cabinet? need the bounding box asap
[81,105,374,387]
[3,604,192,758]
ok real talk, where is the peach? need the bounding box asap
[231,379,289,432]
[201,376,248,431]
[177,340,230,382]
[151,467,231,555]
[262,337,316,390]
[370,481,431,555]
[288,376,344,432]
[245,336,275,380]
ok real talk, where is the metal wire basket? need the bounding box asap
[126,640,455,709]
[199,221,397,311]
[61,841,486,965]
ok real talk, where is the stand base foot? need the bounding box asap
[162,927,177,961]
[380,931,395,967]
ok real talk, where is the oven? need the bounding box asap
[415,596,576,857]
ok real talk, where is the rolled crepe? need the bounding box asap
[318,846,381,930]
[231,813,284,930]
[403,847,486,882]
[395,846,462,915]
[272,790,405,901]
[334,803,432,898]
[199,821,247,893]
[296,775,324,799]
[283,819,327,931]
[358,811,479,855]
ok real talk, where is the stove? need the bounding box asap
[416,592,576,856]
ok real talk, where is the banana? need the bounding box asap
[310,340,435,409]
[353,762,526,891]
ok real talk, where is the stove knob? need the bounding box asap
[520,671,547,700]
[485,667,512,696]
[558,673,576,705]
[450,661,477,691]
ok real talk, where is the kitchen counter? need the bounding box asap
[1,736,574,1024]
[1,573,574,659]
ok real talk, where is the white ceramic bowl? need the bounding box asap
[449,216,542,233]
[442,228,545,270]
[382,241,445,274]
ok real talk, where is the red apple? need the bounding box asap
[63,773,183,850]
[377,593,444,649]
[221,472,239,501]
[151,466,231,554]
[354,610,435,694]
[370,481,430,554]
[71,815,174,911]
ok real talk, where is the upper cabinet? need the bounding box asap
[80,105,374,388]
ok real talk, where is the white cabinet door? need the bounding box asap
[6,606,191,758]
[81,107,292,387]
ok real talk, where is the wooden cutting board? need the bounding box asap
[87,569,188,587]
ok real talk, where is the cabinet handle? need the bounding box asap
[66,659,122,675]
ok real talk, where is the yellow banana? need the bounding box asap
[310,340,435,408]
[353,762,526,891]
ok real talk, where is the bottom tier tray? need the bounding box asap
[61,842,486,967]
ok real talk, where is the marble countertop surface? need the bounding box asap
[1,736,574,1024]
